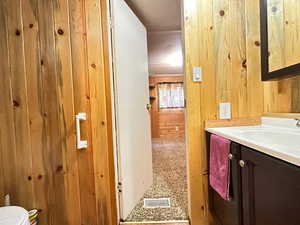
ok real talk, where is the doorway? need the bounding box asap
[110,0,188,223]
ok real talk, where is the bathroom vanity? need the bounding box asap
[206,117,300,225]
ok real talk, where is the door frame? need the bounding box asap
[108,0,154,220]
[101,0,217,224]
[104,0,192,224]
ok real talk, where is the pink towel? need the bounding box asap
[209,134,231,201]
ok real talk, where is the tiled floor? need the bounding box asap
[125,138,188,222]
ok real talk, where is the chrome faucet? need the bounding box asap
[295,118,300,127]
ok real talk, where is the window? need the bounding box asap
[158,82,184,109]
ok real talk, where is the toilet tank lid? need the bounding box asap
[0,206,29,225]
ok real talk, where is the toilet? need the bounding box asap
[0,206,30,225]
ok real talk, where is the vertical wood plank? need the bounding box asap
[197,0,217,223]
[184,0,264,224]
[245,0,264,116]
[1,0,117,223]
[0,144,4,203]
[291,78,300,112]
[0,0,19,205]
[21,0,48,220]
[52,0,82,224]
[37,0,67,223]
[68,0,99,224]
[184,0,207,224]
[214,0,231,112]
[85,0,115,224]
[5,0,35,208]
[100,0,118,223]
[230,0,248,117]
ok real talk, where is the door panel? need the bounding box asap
[241,146,300,225]
[112,0,153,219]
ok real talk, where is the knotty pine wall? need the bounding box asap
[0,0,116,225]
[149,75,185,138]
[184,0,299,224]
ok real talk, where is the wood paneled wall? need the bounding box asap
[149,75,185,138]
[159,112,185,138]
[184,0,263,224]
[184,0,300,224]
[0,0,117,225]
[2,1,300,225]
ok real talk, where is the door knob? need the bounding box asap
[228,153,234,160]
[239,160,246,168]
[146,103,152,111]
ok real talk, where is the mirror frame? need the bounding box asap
[260,0,300,81]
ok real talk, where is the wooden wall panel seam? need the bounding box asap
[0,0,19,205]
[68,0,99,224]
[37,0,69,223]
[6,0,35,208]
[53,0,83,224]
[21,0,48,219]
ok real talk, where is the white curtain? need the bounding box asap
[158,83,184,109]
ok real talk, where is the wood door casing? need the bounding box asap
[0,0,117,224]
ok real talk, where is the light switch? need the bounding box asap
[193,67,202,82]
[219,102,231,120]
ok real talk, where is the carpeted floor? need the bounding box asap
[125,138,188,222]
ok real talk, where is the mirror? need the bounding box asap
[260,0,300,80]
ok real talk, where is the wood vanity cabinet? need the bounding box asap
[241,146,300,225]
[209,142,242,225]
[208,134,300,225]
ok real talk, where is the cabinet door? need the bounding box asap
[241,146,300,225]
[209,142,242,225]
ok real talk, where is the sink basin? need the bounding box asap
[238,129,300,147]
[206,117,300,166]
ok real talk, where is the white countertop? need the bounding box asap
[206,117,300,167]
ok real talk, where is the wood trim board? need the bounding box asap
[205,117,262,129]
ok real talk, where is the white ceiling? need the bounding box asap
[125,0,182,31]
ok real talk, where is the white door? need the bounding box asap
[111,0,153,220]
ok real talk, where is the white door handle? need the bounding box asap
[76,112,88,149]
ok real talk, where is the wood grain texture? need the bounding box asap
[149,76,185,138]
[1,0,300,225]
[21,0,48,222]
[183,0,264,224]
[0,0,116,225]
[5,0,35,209]
[184,0,300,224]
[0,0,19,205]
[205,117,261,129]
